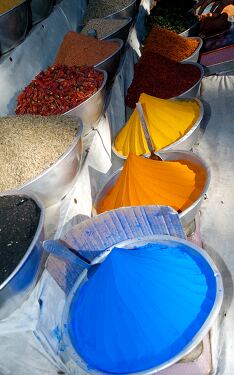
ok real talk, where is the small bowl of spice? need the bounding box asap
[0,116,83,207]
[143,27,203,63]
[84,0,137,22]
[16,65,107,135]
[0,191,44,319]
[81,17,132,42]
[54,31,123,80]
[0,0,30,55]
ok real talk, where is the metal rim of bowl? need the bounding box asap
[182,37,203,62]
[63,69,108,117]
[93,150,210,218]
[179,21,199,36]
[104,0,137,19]
[0,0,28,17]
[18,118,83,190]
[0,190,45,290]
[179,61,204,96]
[94,38,124,68]
[111,97,204,160]
[100,17,133,40]
[61,234,223,375]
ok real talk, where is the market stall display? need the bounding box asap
[0,191,44,319]
[84,0,137,22]
[126,54,203,107]
[0,0,29,55]
[143,27,202,62]
[81,17,132,40]
[0,116,83,206]
[61,235,222,374]
[114,94,203,158]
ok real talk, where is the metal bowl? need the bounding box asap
[101,17,133,42]
[19,120,83,208]
[180,21,199,37]
[63,70,107,136]
[61,234,222,374]
[95,39,124,80]
[182,37,203,63]
[104,0,138,20]
[0,0,30,55]
[93,150,210,230]
[31,0,55,25]
[0,190,44,319]
[178,62,204,98]
[112,98,204,159]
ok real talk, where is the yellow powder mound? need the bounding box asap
[97,154,206,214]
[114,93,201,157]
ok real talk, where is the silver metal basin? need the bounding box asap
[0,0,30,55]
[95,39,123,80]
[182,37,203,63]
[63,70,107,136]
[178,62,204,99]
[104,0,138,20]
[0,191,44,319]
[180,21,199,37]
[31,0,55,25]
[19,120,83,207]
[93,150,210,230]
[112,98,204,159]
[101,17,133,42]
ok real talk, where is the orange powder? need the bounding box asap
[97,154,206,214]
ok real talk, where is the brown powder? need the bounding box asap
[54,31,119,66]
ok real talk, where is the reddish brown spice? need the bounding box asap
[125,52,201,108]
[16,65,104,116]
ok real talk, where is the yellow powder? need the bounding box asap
[97,154,206,214]
[0,0,23,14]
[114,93,200,158]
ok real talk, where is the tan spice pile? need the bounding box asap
[81,18,129,39]
[0,0,22,14]
[144,27,199,61]
[54,32,119,67]
[0,115,80,191]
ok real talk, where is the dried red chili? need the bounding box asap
[125,52,201,108]
[16,65,104,116]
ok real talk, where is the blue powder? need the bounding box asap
[68,242,216,374]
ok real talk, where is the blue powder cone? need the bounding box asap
[68,241,217,374]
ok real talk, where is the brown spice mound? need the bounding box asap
[0,0,22,14]
[144,27,200,61]
[199,14,231,37]
[54,31,119,66]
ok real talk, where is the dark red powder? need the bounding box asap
[126,52,201,108]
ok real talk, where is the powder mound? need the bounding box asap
[199,14,230,37]
[97,153,206,214]
[144,27,200,61]
[0,0,22,15]
[126,52,201,108]
[54,31,119,66]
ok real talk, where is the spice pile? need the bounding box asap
[0,116,80,191]
[144,27,200,61]
[114,93,200,157]
[96,153,206,214]
[147,1,198,34]
[81,18,129,39]
[0,0,22,14]
[199,14,231,37]
[16,65,103,116]
[54,32,119,67]
[0,195,40,284]
[126,52,201,107]
[84,0,134,21]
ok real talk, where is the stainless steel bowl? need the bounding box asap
[19,120,83,207]
[182,37,203,63]
[63,70,107,136]
[180,21,199,37]
[112,98,204,159]
[0,190,44,319]
[101,17,133,42]
[104,0,138,20]
[95,39,124,80]
[0,0,30,55]
[93,150,210,230]
[31,0,55,25]
[178,62,204,99]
